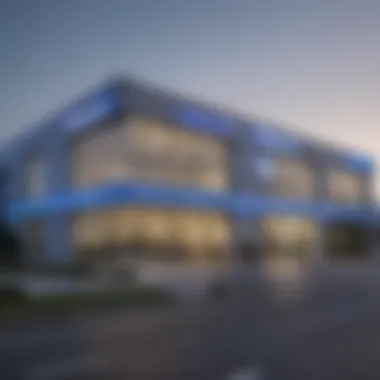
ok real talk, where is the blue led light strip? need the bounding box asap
[7,182,374,224]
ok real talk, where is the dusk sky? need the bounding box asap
[1,0,380,193]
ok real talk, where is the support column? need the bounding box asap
[45,215,72,263]
[313,149,330,264]
[45,128,73,264]
[313,221,326,266]
[230,214,262,263]
[9,152,26,203]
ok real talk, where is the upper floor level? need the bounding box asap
[0,76,375,207]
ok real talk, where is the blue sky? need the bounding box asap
[1,0,380,191]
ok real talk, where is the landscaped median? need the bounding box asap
[0,285,176,321]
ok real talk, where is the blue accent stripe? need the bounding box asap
[346,156,374,173]
[177,107,233,135]
[7,182,375,224]
[61,88,121,134]
[254,127,303,155]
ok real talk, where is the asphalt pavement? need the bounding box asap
[3,262,380,380]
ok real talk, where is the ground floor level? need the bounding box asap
[16,205,375,275]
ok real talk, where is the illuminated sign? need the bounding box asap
[62,90,119,133]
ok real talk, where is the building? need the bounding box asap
[0,76,376,277]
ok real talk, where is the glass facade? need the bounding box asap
[71,116,228,191]
[72,208,230,264]
[328,169,365,203]
[71,124,127,188]
[7,91,373,269]
[261,216,317,258]
[268,157,315,199]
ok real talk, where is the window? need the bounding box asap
[125,118,228,190]
[261,216,317,257]
[72,124,127,188]
[72,208,230,265]
[328,169,364,203]
[71,116,228,191]
[268,158,315,199]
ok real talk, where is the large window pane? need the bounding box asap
[71,116,228,191]
[261,216,317,258]
[328,169,364,203]
[72,125,128,188]
[125,117,228,190]
[72,208,230,265]
[268,158,315,199]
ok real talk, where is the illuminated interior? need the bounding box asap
[269,157,315,199]
[261,216,317,259]
[72,208,230,265]
[71,116,228,191]
[328,169,365,203]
